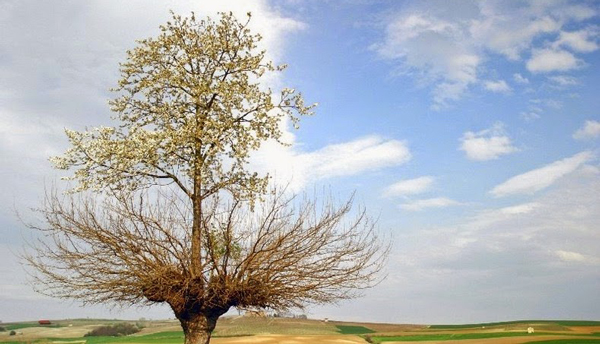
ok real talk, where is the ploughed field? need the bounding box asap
[1,318,599,344]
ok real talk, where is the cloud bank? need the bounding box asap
[373,1,598,107]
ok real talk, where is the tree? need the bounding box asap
[25,12,388,344]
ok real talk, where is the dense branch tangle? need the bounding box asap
[28,188,387,339]
[30,11,387,344]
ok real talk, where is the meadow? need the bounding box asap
[1,318,599,344]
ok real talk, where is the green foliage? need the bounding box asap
[335,325,376,334]
[8,330,16,336]
[0,326,5,332]
[84,323,140,337]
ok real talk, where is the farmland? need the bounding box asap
[1,318,599,344]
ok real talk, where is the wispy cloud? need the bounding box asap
[526,48,582,73]
[460,122,518,161]
[490,151,594,197]
[399,197,461,211]
[548,75,580,87]
[484,80,511,93]
[392,167,600,321]
[255,136,412,191]
[573,120,600,140]
[298,136,411,180]
[384,176,434,198]
[374,13,479,108]
[373,1,598,107]
[552,29,599,53]
[555,250,586,263]
[520,111,541,122]
[513,73,529,84]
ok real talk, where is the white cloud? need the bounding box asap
[520,111,541,121]
[555,250,586,263]
[384,176,434,198]
[484,80,511,93]
[299,136,411,180]
[471,13,559,60]
[374,1,598,106]
[573,120,600,140]
[374,13,480,108]
[460,122,518,161]
[513,73,529,84]
[526,48,582,73]
[552,29,599,53]
[548,75,579,86]
[530,98,563,109]
[254,136,412,192]
[399,197,461,211]
[499,202,539,215]
[388,166,600,322]
[490,151,594,197]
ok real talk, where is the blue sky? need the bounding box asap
[1,0,599,324]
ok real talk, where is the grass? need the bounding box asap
[335,325,376,334]
[369,332,553,343]
[525,340,600,344]
[84,331,185,344]
[553,321,600,326]
[429,320,600,329]
[369,332,600,343]
[3,323,62,331]
[0,331,253,344]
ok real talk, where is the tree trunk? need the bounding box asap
[191,188,202,278]
[179,313,218,344]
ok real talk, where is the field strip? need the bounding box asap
[382,335,600,344]
[211,334,368,343]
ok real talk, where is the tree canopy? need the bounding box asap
[51,12,313,199]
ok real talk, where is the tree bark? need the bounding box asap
[191,188,202,278]
[179,313,218,344]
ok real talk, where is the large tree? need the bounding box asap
[26,12,388,344]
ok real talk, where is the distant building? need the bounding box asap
[38,320,51,325]
[527,327,534,334]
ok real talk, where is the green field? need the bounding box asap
[528,341,600,344]
[336,325,376,334]
[368,332,600,343]
[429,320,600,329]
[2,323,62,331]
[1,318,599,344]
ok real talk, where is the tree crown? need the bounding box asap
[51,12,314,201]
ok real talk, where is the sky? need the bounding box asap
[1,0,599,324]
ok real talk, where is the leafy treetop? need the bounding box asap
[51,12,314,201]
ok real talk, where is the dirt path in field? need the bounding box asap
[385,334,599,344]
[212,334,368,344]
